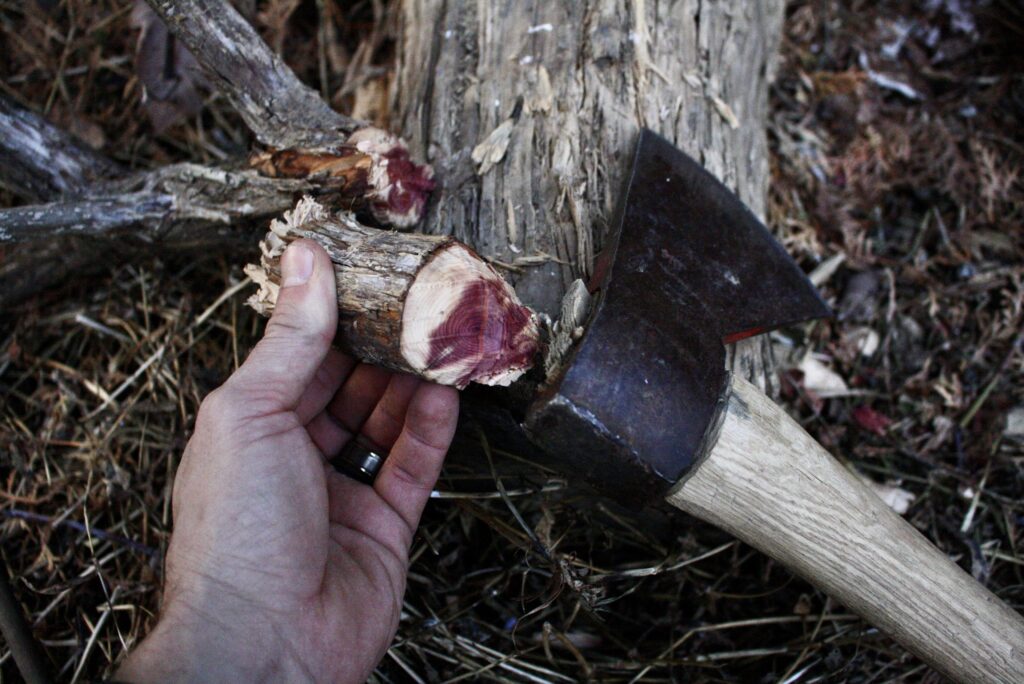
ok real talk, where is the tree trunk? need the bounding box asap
[392,0,785,388]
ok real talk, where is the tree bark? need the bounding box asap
[3,0,786,395]
[0,96,122,201]
[393,0,785,387]
[143,0,359,150]
[247,198,540,388]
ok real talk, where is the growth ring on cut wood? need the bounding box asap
[246,198,540,388]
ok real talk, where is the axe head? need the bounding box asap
[524,129,830,507]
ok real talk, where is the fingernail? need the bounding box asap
[281,242,314,287]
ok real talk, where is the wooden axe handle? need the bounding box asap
[667,375,1024,683]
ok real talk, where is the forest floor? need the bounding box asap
[2,0,1022,681]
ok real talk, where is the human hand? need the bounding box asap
[118,240,460,683]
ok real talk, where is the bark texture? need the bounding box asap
[143,0,359,150]
[393,0,785,387]
[247,198,539,388]
[0,96,122,201]
[0,164,312,245]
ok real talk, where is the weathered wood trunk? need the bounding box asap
[392,0,785,386]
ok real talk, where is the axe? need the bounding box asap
[524,130,1024,683]
[250,130,1024,682]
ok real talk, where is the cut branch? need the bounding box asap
[246,198,541,388]
[0,164,312,245]
[0,194,173,242]
[141,0,434,226]
[143,0,357,150]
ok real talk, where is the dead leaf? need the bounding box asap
[852,405,893,436]
[838,270,881,322]
[1005,407,1024,442]
[798,354,850,396]
[861,476,916,514]
[846,326,880,357]
[130,0,206,134]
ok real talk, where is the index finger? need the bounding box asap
[372,383,459,532]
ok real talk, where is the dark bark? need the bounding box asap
[0,95,122,201]
[143,0,360,150]
[0,194,174,242]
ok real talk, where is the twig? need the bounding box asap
[2,510,160,558]
[0,564,50,684]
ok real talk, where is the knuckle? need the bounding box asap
[388,459,431,492]
[405,402,457,451]
[267,303,335,345]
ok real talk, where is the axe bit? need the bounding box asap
[524,129,1024,683]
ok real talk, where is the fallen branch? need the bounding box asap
[142,0,434,226]
[0,194,173,242]
[0,163,311,245]
[143,0,355,151]
[1,1,431,306]
[0,95,121,201]
[246,198,541,388]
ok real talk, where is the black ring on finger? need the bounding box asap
[330,437,387,485]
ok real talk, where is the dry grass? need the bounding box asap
[2,0,1023,681]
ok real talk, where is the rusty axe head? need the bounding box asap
[524,129,830,506]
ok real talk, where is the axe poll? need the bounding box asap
[249,130,1024,683]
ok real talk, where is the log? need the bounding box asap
[393,1,783,313]
[246,197,540,388]
[0,95,122,201]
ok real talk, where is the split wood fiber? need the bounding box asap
[247,198,540,388]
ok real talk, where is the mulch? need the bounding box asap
[2,0,1022,681]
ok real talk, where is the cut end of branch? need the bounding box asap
[245,196,331,315]
[402,245,540,388]
[347,127,435,229]
[249,127,434,229]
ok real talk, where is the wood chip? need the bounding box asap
[711,95,740,130]
[472,118,516,175]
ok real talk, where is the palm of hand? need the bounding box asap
[166,354,456,683]
[119,241,458,683]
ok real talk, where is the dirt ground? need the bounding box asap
[2,0,1023,681]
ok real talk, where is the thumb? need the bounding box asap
[230,239,338,412]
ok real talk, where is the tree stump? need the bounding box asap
[393,0,785,389]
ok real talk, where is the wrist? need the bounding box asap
[116,597,290,683]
